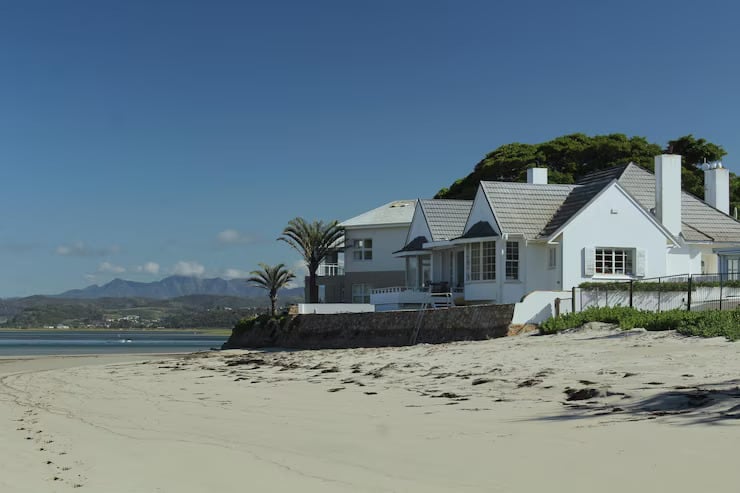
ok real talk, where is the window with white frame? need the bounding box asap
[469,243,481,280]
[351,283,371,303]
[595,248,633,275]
[506,241,519,280]
[482,241,496,280]
[548,247,557,269]
[352,239,373,260]
[466,241,495,281]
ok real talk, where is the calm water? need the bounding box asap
[0,330,227,356]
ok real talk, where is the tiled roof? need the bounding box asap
[474,163,740,243]
[341,200,416,228]
[418,199,472,241]
[481,182,575,239]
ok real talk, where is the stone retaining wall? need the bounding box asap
[223,304,516,350]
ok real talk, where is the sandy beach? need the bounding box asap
[1,327,738,492]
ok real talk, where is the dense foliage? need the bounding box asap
[540,306,740,341]
[435,134,739,213]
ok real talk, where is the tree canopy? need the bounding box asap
[278,218,343,303]
[248,263,295,317]
[435,133,738,214]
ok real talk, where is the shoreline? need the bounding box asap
[0,327,232,335]
[1,328,738,492]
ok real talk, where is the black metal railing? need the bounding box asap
[574,273,740,313]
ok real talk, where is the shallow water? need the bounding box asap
[0,330,226,356]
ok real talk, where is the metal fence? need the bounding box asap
[574,273,740,313]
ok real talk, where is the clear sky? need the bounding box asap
[1,0,738,297]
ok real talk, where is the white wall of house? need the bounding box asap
[465,280,496,302]
[560,185,670,290]
[463,187,499,233]
[697,245,719,273]
[405,206,432,243]
[344,225,408,273]
[666,245,702,276]
[524,242,562,291]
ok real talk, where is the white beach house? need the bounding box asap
[377,154,740,309]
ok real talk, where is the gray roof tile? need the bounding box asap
[481,182,575,239]
[419,199,472,241]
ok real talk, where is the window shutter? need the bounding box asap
[636,249,647,277]
[584,247,595,276]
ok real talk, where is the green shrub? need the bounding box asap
[540,306,739,341]
[676,310,740,341]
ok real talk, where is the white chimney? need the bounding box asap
[655,154,682,236]
[704,163,730,214]
[527,168,548,184]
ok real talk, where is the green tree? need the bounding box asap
[247,263,296,317]
[278,218,343,303]
[435,133,739,214]
[665,135,735,211]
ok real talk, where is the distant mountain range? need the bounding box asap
[56,275,304,300]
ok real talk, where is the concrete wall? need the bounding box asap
[512,290,572,324]
[224,304,516,350]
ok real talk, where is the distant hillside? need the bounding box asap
[0,293,304,329]
[56,275,304,300]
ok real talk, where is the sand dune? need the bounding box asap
[1,327,738,492]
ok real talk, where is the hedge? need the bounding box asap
[540,306,740,341]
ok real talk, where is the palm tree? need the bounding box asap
[247,263,296,317]
[278,217,343,303]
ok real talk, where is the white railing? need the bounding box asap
[317,263,344,276]
[371,286,427,295]
[371,285,458,309]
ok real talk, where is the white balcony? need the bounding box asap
[317,263,344,276]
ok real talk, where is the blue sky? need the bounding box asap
[1,0,738,297]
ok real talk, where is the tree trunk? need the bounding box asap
[270,295,277,317]
[308,270,319,303]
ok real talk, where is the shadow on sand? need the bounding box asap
[532,379,740,425]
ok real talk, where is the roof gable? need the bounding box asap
[544,180,679,245]
[462,186,502,238]
[595,164,740,243]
